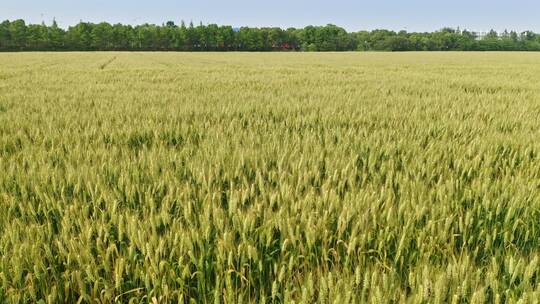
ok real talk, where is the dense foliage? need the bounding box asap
[2,19,540,51]
[2,53,540,303]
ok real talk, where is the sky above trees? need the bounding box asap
[2,0,540,32]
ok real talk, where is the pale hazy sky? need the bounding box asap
[2,0,539,32]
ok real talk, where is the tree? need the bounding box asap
[217,26,235,50]
[26,23,47,50]
[91,22,113,50]
[67,22,92,50]
[135,24,159,50]
[237,27,265,51]
[9,19,27,50]
[49,19,65,49]
[355,31,371,51]
[0,21,11,50]
[171,21,186,50]
[485,29,498,39]
[387,35,410,51]
[185,21,200,50]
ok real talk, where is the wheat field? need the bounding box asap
[1,52,540,303]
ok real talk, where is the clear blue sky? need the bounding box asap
[2,0,539,32]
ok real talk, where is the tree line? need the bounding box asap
[2,19,540,51]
